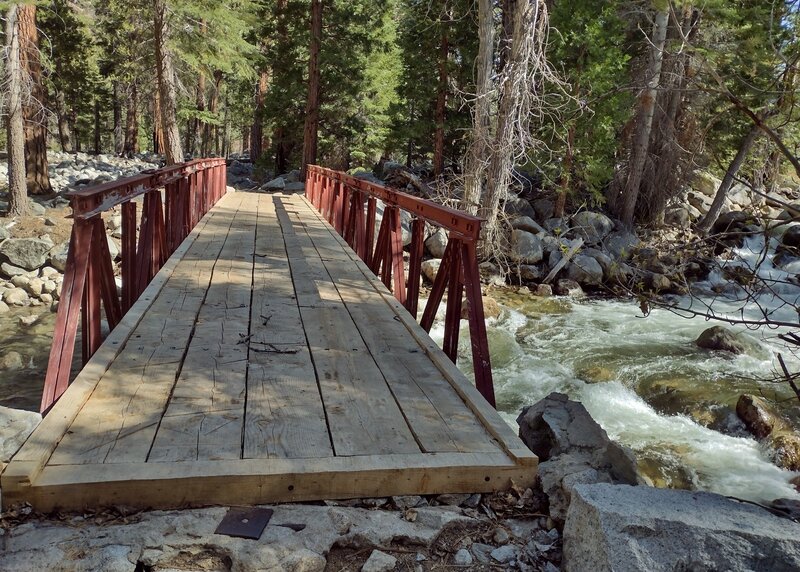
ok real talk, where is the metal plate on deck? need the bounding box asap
[214,507,273,539]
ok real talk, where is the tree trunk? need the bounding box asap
[250,70,269,164]
[93,99,101,154]
[301,0,323,180]
[71,108,80,152]
[18,4,52,196]
[479,0,531,239]
[113,82,124,155]
[55,90,71,152]
[555,124,575,218]
[203,70,223,156]
[696,123,761,233]
[499,0,516,73]
[124,84,139,157]
[193,72,206,157]
[152,90,164,155]
[618,7,669,229]
[6,5,29,215]
[153,0,183,164]
[433,7,449,178]
[222,86,230,157]
[638,5,700,226]
[462,0,494,214]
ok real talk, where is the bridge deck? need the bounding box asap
[2,190,536,511]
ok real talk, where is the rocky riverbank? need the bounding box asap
[2,394,798,571]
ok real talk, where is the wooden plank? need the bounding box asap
[295,196,537,466]
[243,194,333,459]
[275,197,419,457]
[15,451,534,512]
[147,192,259,462]
[248,195,306,346]
[289,199,502,455]
[47,192,248,466]
[1,191,235,494]
[274,199,343,307]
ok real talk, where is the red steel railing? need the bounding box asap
[306,165,495,407]
[40,158,227,412]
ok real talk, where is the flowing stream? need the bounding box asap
[436,232,800,504]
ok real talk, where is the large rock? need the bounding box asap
[48,242,69,272]
[0,238,53,270]
[284,182,306,192]
[261,176,286,190]
[504,195,537,220]
[532,199,554,221]
[693,171,722,197]
[511,215,544,234]
[571,212,614,245]
[695,325,760,356]
[581,248,615,281]
[779,225,800,257]
[510,230,543,264]
[517,393,640,523]
[555,279,584,298]
[421,259,441,282]
[736,394,783,439]
[563,483,800,572]
[0,406,41,463]
[664,205,692,228]
[424,228,448,258]
[2,287,29,306]
[602,230,640,260]
[566,255,603,287]
[770,434,800,471]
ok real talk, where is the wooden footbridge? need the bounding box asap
[1,161,536,511]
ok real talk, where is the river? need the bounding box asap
[437,233,800,504]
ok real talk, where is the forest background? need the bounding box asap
[2,0,799,244]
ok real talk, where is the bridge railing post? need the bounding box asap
[304,165,495,408]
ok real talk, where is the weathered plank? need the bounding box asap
[148,193,258,462]
[48,192,247,466]
[21,451,532,512]
[288,197,501,455]
[275,197,419,456]
[243,193,333,459]
[293,195,536,466]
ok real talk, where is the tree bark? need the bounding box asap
[696,123,761,234]
[301,0,323,180]
[18,4,52,196]
[153,0,183,164]
[462,0,494,214]
[6,5,30,215]
[93,99,101,154]
[152,90,164,155]
[250,69,270,164]
[193,72,206,156]
[71,108,80,152]
[433,6,449,177]
[206,70,223,156]
[618,7,669,229]
[113,82,124,155]
[55,90,71,152]
[124,84,139,157]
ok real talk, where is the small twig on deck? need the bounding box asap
[249,342,299,354]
